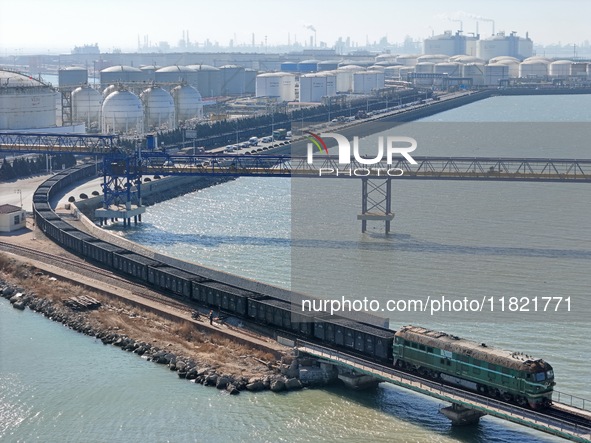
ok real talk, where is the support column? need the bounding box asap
[357,178,395,234]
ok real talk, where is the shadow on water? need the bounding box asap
[323,382,556,443]
[117,225,591,260]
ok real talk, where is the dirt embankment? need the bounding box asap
[0,253,306,394]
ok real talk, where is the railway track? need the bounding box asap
[0,240,195,315]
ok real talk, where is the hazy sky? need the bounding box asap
[1,0,590,54]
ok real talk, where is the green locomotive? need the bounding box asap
[392,325,555,409]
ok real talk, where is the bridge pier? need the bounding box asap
[440,403,486,426]
[357,178,394,234]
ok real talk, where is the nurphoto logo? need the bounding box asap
[305,131,418,177]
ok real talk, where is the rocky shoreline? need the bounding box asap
[0,271,337,396]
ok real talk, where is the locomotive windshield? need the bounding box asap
[534,372,546,382]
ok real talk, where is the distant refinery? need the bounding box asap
[1,28,591,136]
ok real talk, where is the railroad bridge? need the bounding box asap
[296,340,591,442]
[1,131,590,231]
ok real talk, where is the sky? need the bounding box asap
[1,0,590,54]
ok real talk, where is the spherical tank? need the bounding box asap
[0,69,57,130]
[102,84,118,98]
[72,85,102,127]
[140,86,175,131]
[186,64,221,97]
[519,60,549,78]
[549,60,572,77]
[101,89,144,134]
[171,84,203,122]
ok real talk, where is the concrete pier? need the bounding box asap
[440,403,486,425]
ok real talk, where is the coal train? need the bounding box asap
[32,164,554,409]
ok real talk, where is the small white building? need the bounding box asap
[0,204,27,232]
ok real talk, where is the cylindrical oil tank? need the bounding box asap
[461,63,485,86]
[100,66,144,88]
[139,65,159,82]
[155,66,199,88]
[72,85,102,127]
[297,59,319,73]
[58,67,88,89]
[256,73,282,98]
[588,63,591,79]
[140,86,175,131]
[414,62,435,86]
[493,59,520,77]
[336,65,365,92]
[396,55,419,66]
[488,56,520,64]
[352,71,385,94]
[280,74,296,101]
[280,62,298,73]
[317,60,340,71]
[299,73,326,102]
[417,54,449,64]
[571,62,587,77]
[367,65,386,72]
[549,60,572,77]
[434,62,461,76]
[220,65,246,95]
[101,89,144,134]
[398,66,415,81]
[0,70,57,130]
[519,60,549,77]
[384,65,402,79]
[171,84,203,122]
[324,72,337,97]
[244,68,257,95]
[375,54,399,64]
[186,64,221,97]
[484,64,509,86]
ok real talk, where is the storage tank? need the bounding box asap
[396,55,418,66]
[375,54,399,64]
[384,65,402,79]
[244,68,257,95]
[281,74,296,101]
[317,60,340,71]
[449,55,485,64]
[220,65,246,95]
[299,73,327,102]
[549,60,573,78]
[352,71,385,94]
[102,84,117,98]
[336,65,365,92]
[571,62,587,78]
[58,67,88,89]
[414,62,435,86]
[519,59,549,77]
[139,65,160,80]
[478,32,533,61]
[186,64,221,97]
[155,65,199,88]
[72,85,102,127]
[417,54,449,64]
[367,65,386,72]
[588,63,591,79]
[461,63,485,86]
[434,62,461,76]
[100,65,145,88]
[398,66,415,81]
[171,84,203,122]
[101,89,144,134]
[0,69,57,130]
[140,86,175,131]
[489,56,520,64]
[297,59,319,73]
[280,62,298,72]
[484,64,509,86]
[256,73,282,98]
[324,72,337,97]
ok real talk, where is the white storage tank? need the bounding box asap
[417,54,449,64]
[571,62,587,78]
[244,68,257,95]
[414,62,435,86]
[489,56,520,64]
[588,63,591,79]
[461,63,485,86]
[324,72,337,97]
[435,62,461,76]
[101,89,144,134]
[549,60,573,78]
[102,84,117,98]
[140,86,175,131]
[384,66,402,79]
[155,66,199,88]
[484,64,509,86]
[100,65,145,88]
[489,58,520,77]
[519,59,549,78]
[0,69,57,130]
[449,55,485,64]
[375,54,399,64]
[352,71,385,94]
[396,55,419,66]
[299,73,326,102]
[398,66,415,81]
[256,73,282,98]
[171,84,203,122]
[336,65,365,92]
[186,64,222,97]
[72,85,102,127]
